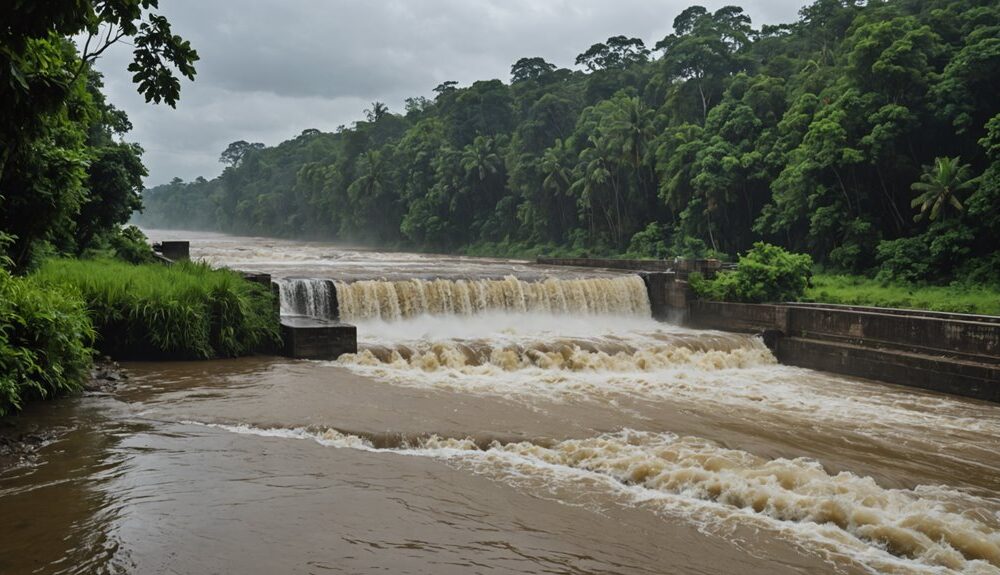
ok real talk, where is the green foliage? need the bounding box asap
[133,0,997,287]
[690,242,812,303]
[108,225,156,264]
[0,268,95,415]
[33,259,279,360]
[806,274,1000,316]
[1,3,196,270]
[875,220,974,283]
[910,156,974,222]
[626,222,670,259]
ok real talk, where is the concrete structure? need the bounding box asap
[643,276,1000,402]
[280,316,357,360]
[156,241,190,261]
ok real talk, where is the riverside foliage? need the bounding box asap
[137,0,999,286]
[34,260,280,360]
[0,267,94,415]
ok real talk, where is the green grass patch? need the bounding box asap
[805,274,1000,316]
[0,269,94,415]
[34,259,280,360]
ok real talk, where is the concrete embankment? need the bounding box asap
[641,272,1000,403]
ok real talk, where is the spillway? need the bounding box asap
[335,275,652,321]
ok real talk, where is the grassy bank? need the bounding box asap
[805,275,1000,316]
[0,269,94,415]
[34,259,280,360]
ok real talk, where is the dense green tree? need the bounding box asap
[138,0,1000,286]
[1,1,197,269]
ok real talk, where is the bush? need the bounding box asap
[875,221,974,284]
[626,223,670,259]
[0,269,95,415]
[109,225,157,264]
[33,259,280,359]
[690,242,813,303]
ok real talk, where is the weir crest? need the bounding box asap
[277,275,651,322]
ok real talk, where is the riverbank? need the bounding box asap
[0,258,280,416]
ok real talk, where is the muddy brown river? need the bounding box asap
[1,230,998,575]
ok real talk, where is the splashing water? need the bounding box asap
[277,278,336,318]
[195,422,1000,575]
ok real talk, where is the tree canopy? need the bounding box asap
[0,0,198,269]
[137,0,1000,285]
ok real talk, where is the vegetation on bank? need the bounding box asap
[804,275,1000,316]
[0,266,94,416]
[137,0,999,292]
[0,3,202,414]
[34,259,280,360]
[689,243,812,303]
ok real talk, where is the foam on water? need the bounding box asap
[191,422,1000,575]
[333,316,1000,443]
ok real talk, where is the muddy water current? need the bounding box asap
[1,230,999,575]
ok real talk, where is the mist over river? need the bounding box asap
[2,230,999,575]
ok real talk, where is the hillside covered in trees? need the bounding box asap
[138,0,1000,285]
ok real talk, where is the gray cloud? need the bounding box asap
[93,0,807,186]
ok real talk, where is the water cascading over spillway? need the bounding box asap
[333,275,651,322]
[278,278,336,318]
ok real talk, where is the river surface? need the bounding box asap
[1,230,999,575]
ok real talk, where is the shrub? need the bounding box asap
[109,225,157,264]
[875,221,973,284]
[626,223,670,259]
[690,242,813,303]
[0,269,95,415]
[33,259,280,359]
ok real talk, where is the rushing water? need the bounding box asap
[2,229,999,575]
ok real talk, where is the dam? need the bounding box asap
[2,230,999,575]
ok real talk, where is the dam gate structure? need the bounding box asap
[233,249,994,401]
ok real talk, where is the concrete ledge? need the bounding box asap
[156,241,190,261]
[280,316,357,360]
[687,300,785,333]
[775,337,1000,403]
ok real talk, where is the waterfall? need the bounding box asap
[277,279,336,318]
[334,275,651,322]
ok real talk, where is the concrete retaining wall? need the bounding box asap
[774,338,1000,403]
[647,276,1000,402]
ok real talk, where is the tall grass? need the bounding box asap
[34,259,280,359]
[0,269,94,415]
[805,274,1000,316]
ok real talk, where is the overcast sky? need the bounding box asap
[92,0,808,187]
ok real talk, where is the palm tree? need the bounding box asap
[460,136,501,181]
[910,156,974,222]
[606,96,654,170]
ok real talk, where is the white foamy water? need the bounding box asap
[333,314,1000,445]
[192,422,1000,575]
[277,278,336,318]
